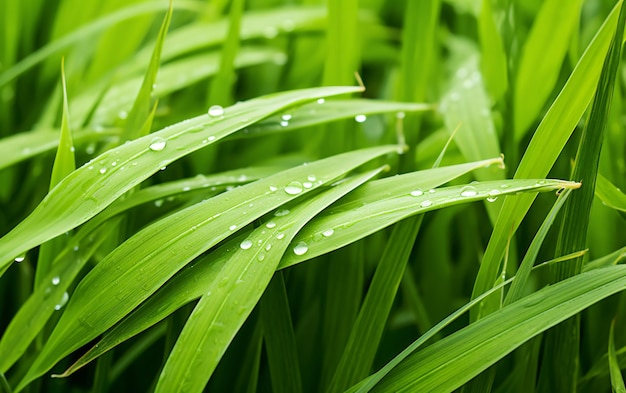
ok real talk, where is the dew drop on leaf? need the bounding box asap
[240,240,253,250]
[322,229,334,237]
[355,114,367,123]
[293,241,309,255]
[487,189,501,202]
[266,221,276,229]
[285,181,303,195]
[52,276,60,285]
[420,200,433,208]
[460,186,478,197]
[14,255,25,263]
[208,105,224,117]
[410,189,424,197]
[54,292,69,311]
[149,137,167,151]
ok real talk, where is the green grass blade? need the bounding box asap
[513,0,582,141]
[0,371,10,393]
[280,178,579,269]
[260,273,303,393]
[478,0,507,101]
[609,320,626,393]
[0,86,362,270]
[540,2,626,390]
[153,167,385,393]
[120,1,171,142]
[471,0,623,320]
[596,174,626,213]
[371,266,626,392]
[17,146,394,390]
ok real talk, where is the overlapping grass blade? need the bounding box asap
[609,321,626,392]
[153,166,385,393]
[369,266,626,392]
[478,0,507,101]
[0,86,362,270]
[513,0,582,141]
[471,0,623,320]
[17,145,396,390]
[596,174,626,213]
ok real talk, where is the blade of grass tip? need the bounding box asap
[260,272,303,393]
[596,173,626,213]
[0,371,10,393]
[513,0,582,142]
[34,58,76,288]
[540,2,626,391]
[208,0,243,106]
[609,320,626,393]
[470,0,623,322]
[120,0,172,143]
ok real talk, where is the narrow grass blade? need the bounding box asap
[478,0,507,101]
[370,266,626,392]
[609,320,626,393]
[471,0,623,319]
[280,179,580,269]
[513,0,582,140]
[260,273,303,393]
[0,86,362,270]
[17,146,394,390]
[540,2,626,391]
[153,167,385,393]
[596,174,626,213]
[0,371,9,393]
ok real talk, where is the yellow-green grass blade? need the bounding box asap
[609,320,626,393]
[513,0,582,141]
[478,0,507,101]
[235,99,432,139]
[540,2,626,390]
[0,222,115,373]
[368,266,626,392]
[584,245,626,272]
[471,0,623,320]
[0,86,362,270]
[17,146,396,390]
[260,273,303,393]
[207,0,244,106]
[0,1,201,89]
[596,174,626,213]
[153,167,385,393]
[120,1,172,143]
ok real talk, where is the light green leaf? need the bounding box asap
[596,174,626,213]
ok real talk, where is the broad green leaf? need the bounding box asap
[596,174,626,213]
[471,0,623,319]
[513,0,582,140]
[370,266,626,392]
[119,1,172,142]
[18,145,396,390]
[609,321,626,393]
[0,86,362,270]
[153,167,385,393]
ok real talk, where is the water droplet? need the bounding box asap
[160,166,167,171]
[257,252,266,262]
[208,105,224,117]
[317,98,325,104]
[293,241,309,255]
[396,111,406,119]
[73,245,79,252]
[460,186,478,197]
[266,221,276,229]
[500,184,510,189]
[208,135,216,142]
[154,199,164,207]
[182,186,191,192]
[275,209,289,216]
[52,276,60,285]
[149,137,167,151]
[99,168,107,174]
[229,225,237,231]
[487,190,501,202]
[535,180,547,186]
[303,182,313,188]
[265,244,272,251]
[55,292,69,310]
[307,175,317,182]
[269,185,278,192]
[14,256,25,263]
[322,229,334,237]
[355,114,367,123]
[285,181,303,195]
[410,189,424,197]
[276,233,285,240]
[118,110,128,119]
[280,120,289,127]
[420,200,433,208]
[240,240,253,250]
[282,114,292,121]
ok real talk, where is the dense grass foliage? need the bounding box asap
[1,0,625,392]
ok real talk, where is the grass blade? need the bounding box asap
[609,320,626,393]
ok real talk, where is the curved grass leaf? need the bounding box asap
[17,145,396,390]
[153,167,385,393]
[369,266,626,392]
[0,86,362,270]
[596,174,626,213]
[609,321,626,393]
